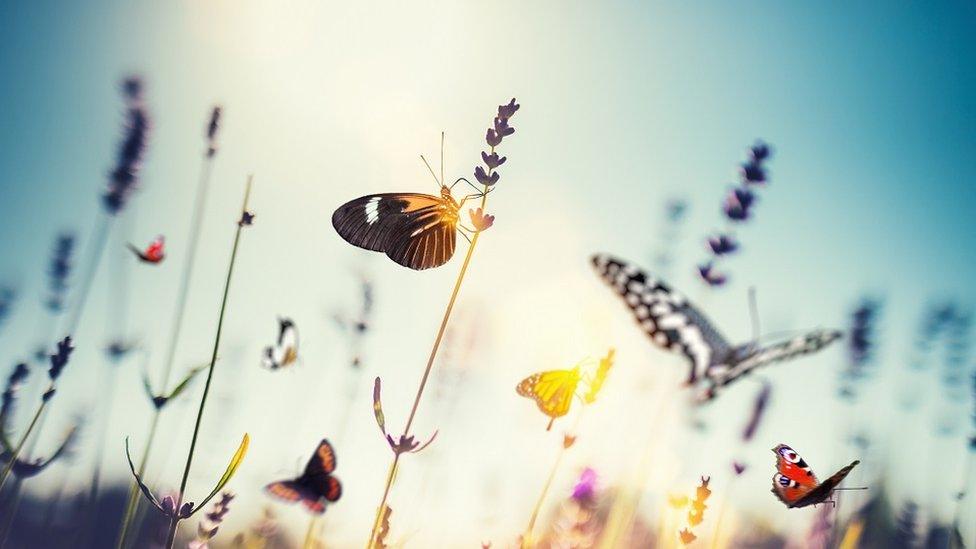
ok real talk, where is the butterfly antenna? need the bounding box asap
[440,131,445,193]
[420,155,442,188]
[834,487,869,491]
[748,286,761,344]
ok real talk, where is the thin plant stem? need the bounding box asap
[523,445,568,549]
[303,513,318,549]
[81,364,121,542]
[64,213,112,336]
[365,184,488,549]
[708,476,737,549]
[0,399,46,488]
[164,177,252,548]
[159,155,215,396]
[116,405,162,549]
[117,149,216,548]
[597,382,674,549]
[0,406,49,544]
[0,213,113,489]
[522,409,586,549]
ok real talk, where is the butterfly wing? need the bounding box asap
[516,369,581,419]
[701,330,842,401]
[791,461,860,508]
[304,439,338,476]
[277,318,299,367]
[332,193,458,270]
[384,209,457,270]
[265,480,318,505]
[771,444,845,508]
[591,254,733,384]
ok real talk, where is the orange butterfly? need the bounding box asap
[770,444,861,508]
[265,439,342,514]
[516,366,582,431]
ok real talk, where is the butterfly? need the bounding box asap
[127,235,165,264]
[262,318,299,370]
[770,444,860,508]
[591,254,842,402]
[516,366,582,431]
[265,439,342,514]
[331,138,489,271]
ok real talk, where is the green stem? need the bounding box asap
[0,397,47,489]
[117,147,216,549]
[116,409,161,549]
[164,177,252,548]
[159,154,215,397]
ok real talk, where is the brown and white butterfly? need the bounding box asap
[332,139,489,271]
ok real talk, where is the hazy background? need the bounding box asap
[0,1,974,546]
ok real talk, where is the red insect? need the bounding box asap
[770,444,861,508]
[127,236,165,264]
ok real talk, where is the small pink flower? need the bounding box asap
[469,208,495,232]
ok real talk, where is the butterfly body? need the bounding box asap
[128,236,165,264]
[770,444,859,508]
[265,439,342,514]
[332,186,461,271]
[591,254,841,401]
[263,318,299,370]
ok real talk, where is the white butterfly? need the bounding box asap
[591,254,841,401]
[263,318,299,370]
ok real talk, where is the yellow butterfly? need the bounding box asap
[516,366,582,431]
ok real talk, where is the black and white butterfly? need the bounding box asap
[591,254,841,401]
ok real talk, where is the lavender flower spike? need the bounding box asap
[103,76,151,215]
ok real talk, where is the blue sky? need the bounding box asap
[0,1,974,545]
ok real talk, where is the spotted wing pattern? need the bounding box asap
[591,254,732,384]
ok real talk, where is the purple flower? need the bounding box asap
[206,106,222,158]
[740,161,767,184]
[741,382,771,442]
[571,467,597,502]
[732,461,747,475]
[386,431,438,455]
[469,208,495,232]
[493,116,515,138]
[486,128,503,147]
[497,98,520,120]
[707,234,739,255]
[103,77,151,215]
[47,336,74,381]
[698,263,727,286]
[474,166,500,187]
[749,141,771,163]
[723,187,755,221]
[46,233,76,313]
[481,151,506,169]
